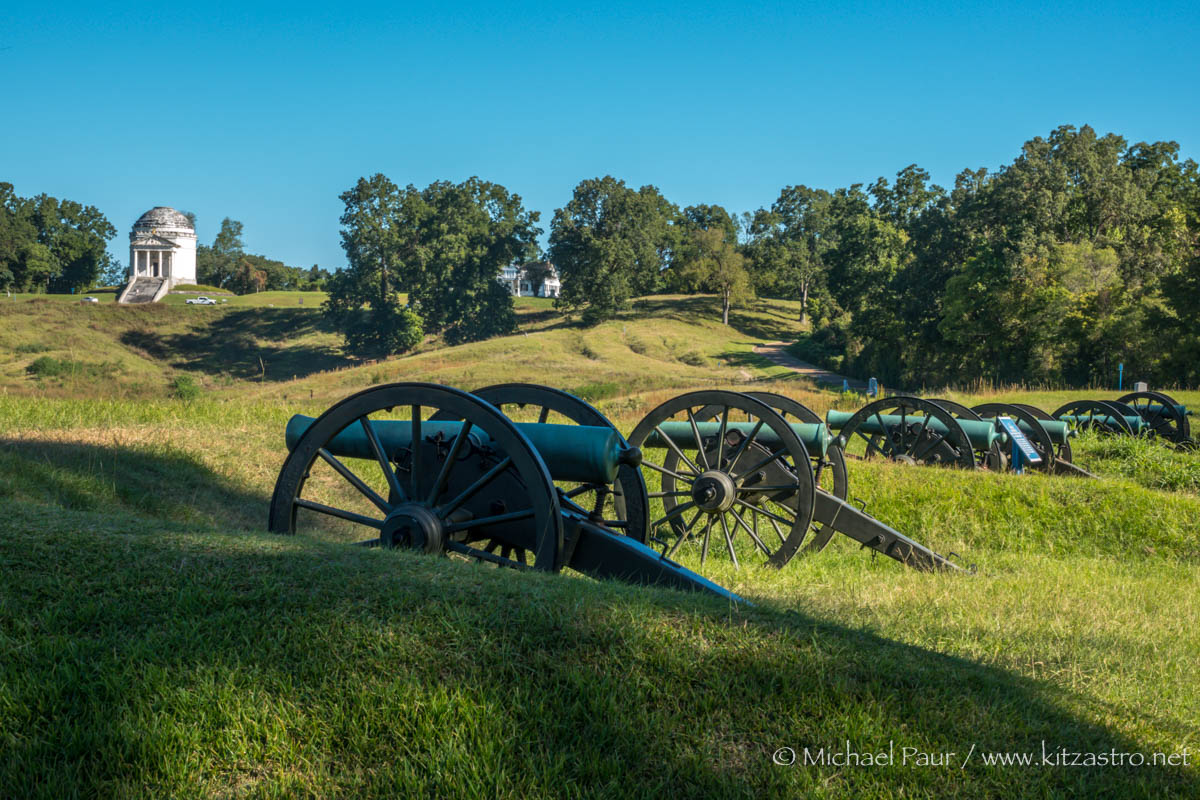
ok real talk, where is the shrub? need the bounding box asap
[573,381,621,402]
[26,356,121,381]
[678,350,707,367]
[170,375,202,401]
[15,343,51,354]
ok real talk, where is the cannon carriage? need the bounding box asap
[270,383,963,603]
[825,395,1091,477]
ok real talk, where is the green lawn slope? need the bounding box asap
[1,294,1198,796]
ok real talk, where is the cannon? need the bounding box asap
[825,396,1006,469]
[271,382,742,602]
[270,383,963,604]
[625,390,962,572]
[969,402,1093,478]
[1051,400,1149,436]
[1115,390,1192,447]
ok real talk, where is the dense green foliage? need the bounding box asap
[756,125,1200,387]
[196,217,332,294]
[327,174,539,355]
[0,183,116,294]
[549,176,679,324]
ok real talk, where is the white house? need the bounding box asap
[498,261,561,298]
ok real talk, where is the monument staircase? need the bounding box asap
[117,277,169,304]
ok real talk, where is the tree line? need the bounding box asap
[332,125,1198,387]
[195,216,332,294]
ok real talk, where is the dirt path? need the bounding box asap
[753,341,870,390]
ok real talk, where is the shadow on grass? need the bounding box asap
[0,441,1194,797]
[119,308,355,382]
[0,438,265,531]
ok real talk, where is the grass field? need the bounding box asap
[1,294,1198,797]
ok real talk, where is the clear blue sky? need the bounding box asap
[3,1,1197,270]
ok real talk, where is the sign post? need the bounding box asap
[996,416,1042,474]
[1119,363,1124,390]
[867,377,878,398]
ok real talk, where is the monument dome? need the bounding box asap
[117,206,199,303]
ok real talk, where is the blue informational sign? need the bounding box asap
[867,377,878,398]
[996,416,1042,473]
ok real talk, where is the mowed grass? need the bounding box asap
[2,297,1199,796]
[2,381,1200,797]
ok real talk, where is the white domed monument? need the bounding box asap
[117,206,198,303]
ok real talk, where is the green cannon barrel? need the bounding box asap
[825,410,1008,452]
[1026,418,1073,445]
[286,415,629,485]
[1058,414,1148,434]
[642,420,835,457]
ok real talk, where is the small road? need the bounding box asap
[753,341,870,390]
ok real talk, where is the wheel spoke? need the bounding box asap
[687,410,710,470]
[537,406,551,423]
[723,418,765,473]
[857,429,889,459]
[653,424,702,475]
[409,405,422,499]
[910,431,947,463]
[426,421,474,505]
[437,456,513,517]
[719,514,739,568]
[665,510,704,558]
[648,490,693,498]
[640,459,698,482]
[700,517,713,564]
[316,448,390,513]
[729,507,773,557]
[445,506,534,534]
[735,484,800,494]
[294,498,384,529]
[446,539,530,569]
[734,448,787,483]
[649,500,698,531]
[359,415,405,503]
[715,406,730,469]
[736,499,795,528]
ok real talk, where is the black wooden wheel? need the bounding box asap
[930,398,1004,470]
[269,382,564,571]
[1052,400,1135,436]
[1011,403,1076,464]
[627,391,816,569]
[1116,391,1191,444]
[745,391,847,554]
[970,402,1056,472]
[451,383,650,543]
[839,396,976,469]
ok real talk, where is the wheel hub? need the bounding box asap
[691,469,737,513]
[381,503,446,554]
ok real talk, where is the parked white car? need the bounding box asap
[81,296,99,304]
[186,296,218,305]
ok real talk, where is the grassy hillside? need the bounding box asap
[0,293,806,400]
[2,295,1198,796]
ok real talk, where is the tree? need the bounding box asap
[327,174,538,355]
[197,218,245,288]
[0,186,114,293]
[745,186,834,323]
[549,176,679,324]
[677,226,752,324]
[227,259,268,294]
